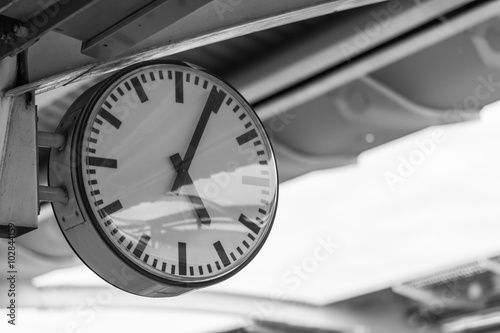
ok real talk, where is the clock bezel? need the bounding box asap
[51,60,279,295]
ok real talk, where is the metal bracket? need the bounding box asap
[0,0,99,61]
[38,131,65,150]
[0,14,24,60]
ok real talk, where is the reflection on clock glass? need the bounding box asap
[79,63,278,283]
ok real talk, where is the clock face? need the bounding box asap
[77,62,277,284]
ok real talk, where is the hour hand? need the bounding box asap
[170,86,227,193]
[169,153,211,226]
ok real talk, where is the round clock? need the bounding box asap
[49,60,278,297]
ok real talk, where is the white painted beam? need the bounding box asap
[0,53,38,238]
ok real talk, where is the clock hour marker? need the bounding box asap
[194,76,199,85]
[244,122,252,129]
[110,228,118,235]
[162,262,167,272]
[153,258,158,268]
[233,105,240,112]
[189,267,194,276]
[237,247,243,255]
[110,93,118,102]
[238,214,261,235]
[171,265,176,275]
[236,129,258,146]
[131,77,149,103]
[98,108,122,129]
[159,70,164,80]
[141,74,147,83]
[150,72,155,81]
[243,240,250,249]
[178,242,187,276]
[230,253,237,261]
[199,266,203,275]
[133,233,151,258]
[118,236,125,243]
[175,71,184,103]
[126,242,133,251]
[87,157,117,168]
[242,176,269,187]
[98,200,123,218]
[214,241,231,267]
[207,264,212,273]
[226,97,233,105]
[248,233,256,241]
[117,87,124,96]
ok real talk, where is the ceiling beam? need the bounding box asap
[0,0,99,61]
[254,0,500,121]
[3,0,385,97]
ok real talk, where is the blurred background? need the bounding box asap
[1,0,500,332]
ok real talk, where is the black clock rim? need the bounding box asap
[73,59,280,290]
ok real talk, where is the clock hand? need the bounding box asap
[171,86,226,194]
[170,153,211,226]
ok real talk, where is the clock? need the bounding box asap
[48,60,278,297]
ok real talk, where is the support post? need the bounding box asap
[0,51,37,238]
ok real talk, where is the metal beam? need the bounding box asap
[254,0,500,121]
[0,0,99,61]
[82,0,213,60]
[4,0,385,96]
[0,0,18,14]
[228,0,477,104]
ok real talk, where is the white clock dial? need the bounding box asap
[77,62,277,284]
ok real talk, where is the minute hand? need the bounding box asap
[171,86,227,194]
